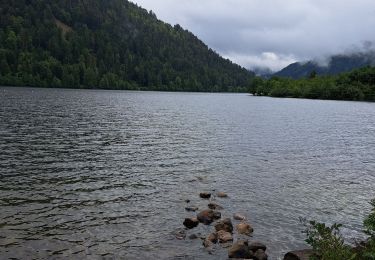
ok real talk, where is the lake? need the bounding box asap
[0,87,374,259]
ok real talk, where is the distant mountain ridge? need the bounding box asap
[0,0,254,92]
[273,52,375,79]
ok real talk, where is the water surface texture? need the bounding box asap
[1,87,374,259]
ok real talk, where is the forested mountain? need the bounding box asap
[0,0,255,92]
[273,52,375,79]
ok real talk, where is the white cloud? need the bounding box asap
[224,52,297,72]
[131,0,375,71]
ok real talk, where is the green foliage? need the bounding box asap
[300,218,355,260]
[358,199,375,259]
[252,66,375,101]
[0,0,254,91]
[364,199,375,238]
[301,199,375,260]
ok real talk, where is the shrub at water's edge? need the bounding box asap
[297,198,375,260]
[251,66,375,101]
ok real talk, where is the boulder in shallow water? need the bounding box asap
[236,222,254,236]
[283,249,315,260]
[228,240,253,259]
[208,202,223,210]
[199,192,211,199]
[217,230,233,243]
[215,218,233,233]
[217,192,228,198]
[233,213,247,221]
[183,217,199,229]
[249,242,267,252]
[197,209,217,225]
[254,249,268,260]
[203,232,218,247]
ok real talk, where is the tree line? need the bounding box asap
[250,66,375,101]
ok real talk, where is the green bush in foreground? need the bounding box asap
[301,198,375,260]
[301,220,355,260]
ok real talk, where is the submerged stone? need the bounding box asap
[208,203,223,210]
[215,218,233,233]
[217,192,228,198]
[183,218,199,229]
[283,249,315,260]
[199,192,211,199]
[249,242,267,252]
[254,249,268,260]
[228,240,253,259]
[236,222,254,236]
[203,232,218,248]
[197,209,217,225]
[233,213,247,221]
[217,230,233,243]
[185,206,199,212]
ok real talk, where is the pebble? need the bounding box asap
[199,192,211,199]
[217,192,228,198]
[233,213,247,221]
[183,217,199,229]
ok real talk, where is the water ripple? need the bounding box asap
[0,87,374,259]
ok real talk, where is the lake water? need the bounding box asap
[0,87,374,259]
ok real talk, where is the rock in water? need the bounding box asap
[213,211,222,220]
[183,218,199,229]
[228,240,253,259]
[215,218,233,233]
[249,242,267,252]
[236,223,254,236]
[283,249,315,260]
[173,228,186,240]
[197,209,218,225]
[203,232,218,248]
[254,249,268,260]
[208,203,223,210]
[188,234,199,240]
[185,206,199,212]
[233,213,246,221]
[199,192,211,199]
[217,192,228,198]
[217,230,233,243]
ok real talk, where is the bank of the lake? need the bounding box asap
[251,66,375,102]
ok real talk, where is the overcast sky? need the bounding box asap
[131,0,375,72]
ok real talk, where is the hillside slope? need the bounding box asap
[273,53,375,79]
[0,0,254,92]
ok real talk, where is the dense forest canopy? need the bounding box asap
[251,66,375,101]
[0,0,255,92]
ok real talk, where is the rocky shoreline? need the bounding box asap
[176,190,313,259]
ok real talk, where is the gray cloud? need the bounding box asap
[131,0,375,71]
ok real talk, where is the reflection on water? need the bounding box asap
[0,87,374,259]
